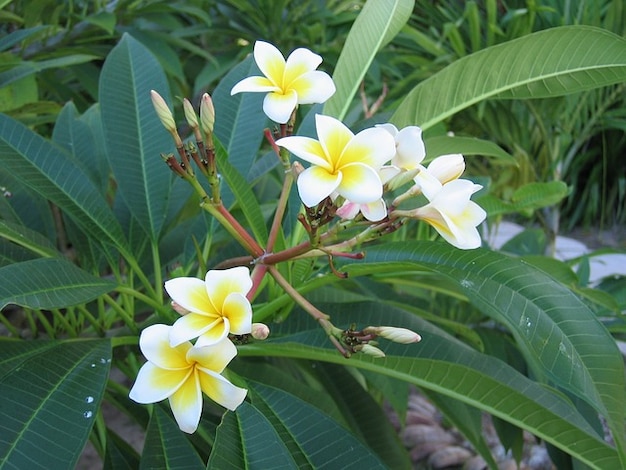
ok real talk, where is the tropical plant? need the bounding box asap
[1,1,626,469]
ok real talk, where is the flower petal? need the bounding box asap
[231,76,279,95]
[253,41,285,87]
[140,324,190,369]
[393,126,425,170]
[168,369,203,433]
[165,277,218,316]
[222,292,253,334]
[284,47,322,82]
[289,71,336,104]
[197,369,248,411]
[275,135,331,169]
[336,201,361,220]
[414,166,443,201]
[263,89,298,123]
[129,362,191,404]
[361,198,388,222]
[338,127,395,169]
[204,267,253,313]
[427,154,465,184]
[376,123,399,137]
[194,319,229,347]
[187,338,238,373]
[297,165,342,207]
[336,163,382,204]
[170,312,222,347]
[315,114,353,166]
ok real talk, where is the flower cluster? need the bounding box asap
[141,40,488,431]
[231,41,486,249]
[129,267,256,433]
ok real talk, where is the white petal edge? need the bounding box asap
[168,370,203,434]
[140,324,189,369]
[197,369,248,411]
[253,41,285,86]
[169,313,222,347]
[290,71,336,104]
[129,362,191,404]
[276,135,330,169]
[164,277,216,315]
[231,76,279,95]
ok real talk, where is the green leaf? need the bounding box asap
[324,0,414,120]
[392,26,626,129]
[252,383,387,469]
[140,405,204,470]
[214,139,269,243]
[424,135,517,165]
[99,33,175,241]
[0,113,128,250]
[208,402,296,469]
[0,339,111,469]
[241,300,620,469]
[511,181,569,209]
[0,54,99,88]
[0,258,115,310]
[347,242,626,463]
[212,55,269,178]
[0,219,60,259]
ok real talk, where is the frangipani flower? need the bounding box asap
[166,267,253,347]
[414,153,466,200]
[398,179,486,249]
[276,114,396,207]
[376,123,425,170]
[129,324,247,434]
[230,41,336,123]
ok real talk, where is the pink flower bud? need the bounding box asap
[171,301,189,315]
[375,326,421,344]
[250,323,270,340]
[150,90,176,132]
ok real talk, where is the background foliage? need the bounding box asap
[1,0,625,469]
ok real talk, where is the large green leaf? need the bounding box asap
[99,33,174,241]
[212,55,269,179]
[345,242,626,462]
[214,139,268,244]
[0,339,111,469]
[323,0,414,120]
[207,402,296,469]
[0,219,59,259]
[139,405,204,470]
[0,54,99,88]
[0,258,115,310]
[424,135,516,165]
[240,301,620,469]
[0,113,127,250]
[391,26,626,129]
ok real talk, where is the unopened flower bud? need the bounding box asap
[251,322,270,340]
[427,154,465,184]
[359,343,386,358]
[385,166,420,192]
[171,301,189,315]
[151,90,176,132]
[183,98,199,129]
[291,161,304,177]
[369,326,421,344]
[200,93,215,135]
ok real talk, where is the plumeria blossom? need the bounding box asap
[129,324,247,434]
[166,267,253,347]
[335,166,396,222]
[404,179,486,249]
[276,114,396,207]
[414,153,466,200]
[230,41,336,123]
[376,123,425,170]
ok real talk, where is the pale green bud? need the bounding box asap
[200,93,215,135]
[183,98,199,129]
[150,90,176,132]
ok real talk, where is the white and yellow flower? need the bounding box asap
[276,114,395,207]
[166,267,253,347]
[414,153,465,200]
[376,123,425,170]
[129,324,247,434]
[395,179,486,249]
[230,41,336,123]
